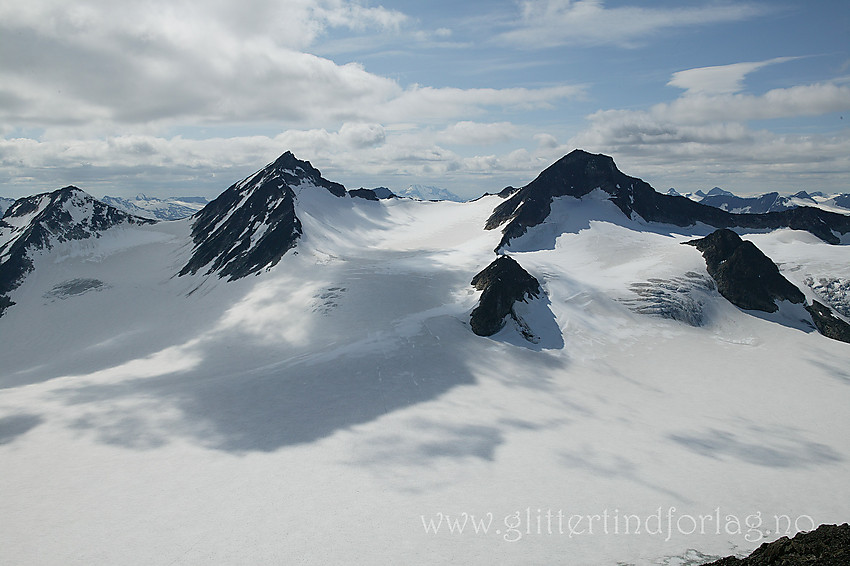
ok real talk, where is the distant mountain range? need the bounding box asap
[100,194,209,220]
[395,184,464,202]
[666,186,850,215]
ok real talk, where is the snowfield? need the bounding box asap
[1,178,849,565]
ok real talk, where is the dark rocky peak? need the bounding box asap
[0,186,153,316]
[485,149,723,250]
[2,186,153,250]
[686,229,804,313]
[469,255,541,337]
[179,151,343,281]
[486,150,850,251]
[264,151,346,198]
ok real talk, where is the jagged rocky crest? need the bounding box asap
[486,149,850,250]
[0,187,153,316]
[178,151,345,281]
[687,229,850,344]
[469,255,541,338]
[685,229,804,313]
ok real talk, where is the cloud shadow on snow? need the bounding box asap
[0,413,43,445]
[49,297,485,454]
[669,426,843,468]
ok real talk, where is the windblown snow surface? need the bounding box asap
[1,186,849,565]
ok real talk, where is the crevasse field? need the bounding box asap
[1,180,849,565]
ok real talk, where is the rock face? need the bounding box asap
[806,300,850,343]
[469,255,541,337]
[348,188,380,201]
[179,151,345,281]
[685,229,804,312]
[486,149,850,250]
[0,187,154,316]
[704,523,850,566]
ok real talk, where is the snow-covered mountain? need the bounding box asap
[0,186,154,315]
[1,150,849,566]
[100,194,209,220]
[178,150,345,281]
[397,183,465,201]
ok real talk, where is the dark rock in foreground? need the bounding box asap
[703,523,850,566]
[686,229,804,312]
[470,255,541,337]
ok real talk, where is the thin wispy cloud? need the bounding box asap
[668,57,803,95]
[500,0,767,48]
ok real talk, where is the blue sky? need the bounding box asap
[1,0,848,199]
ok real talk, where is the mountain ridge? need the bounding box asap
[0,186,154,315]
[486,149,850,250]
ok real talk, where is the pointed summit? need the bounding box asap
[179,151,345,281]
[0,186,153,316]
[486,149,850,251]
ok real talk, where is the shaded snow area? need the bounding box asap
[1,186,849,565]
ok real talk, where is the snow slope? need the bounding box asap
[1,159,849,566]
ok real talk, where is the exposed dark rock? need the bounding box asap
[685,229,804,312]
[486,150,850,250]
[703,523,850,566]
[348,188,380,201]
[0,187,153,316]
[179,151,345,281]
[469,255,541,337]
[806,300,850,344]
[369,187,396,199]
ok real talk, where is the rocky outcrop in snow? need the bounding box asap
[469,255,541,337]
[687,229,850,344]
[685,229,804,313]
[806,300,850,344]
